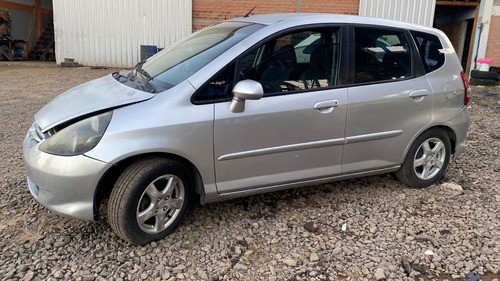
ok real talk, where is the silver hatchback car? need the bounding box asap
[23,14,470,245]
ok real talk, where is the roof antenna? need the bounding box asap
[244,6,256,18]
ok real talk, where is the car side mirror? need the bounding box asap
[229,80,264,113]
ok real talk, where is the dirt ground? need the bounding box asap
[0,62,499,281]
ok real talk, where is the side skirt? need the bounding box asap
[201,166,401,204]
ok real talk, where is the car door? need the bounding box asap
[210,27,348,193]
[342,26,433,173]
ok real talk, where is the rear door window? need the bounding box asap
[410,31,445,73]
[353,27,412,84]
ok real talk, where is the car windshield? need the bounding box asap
[142,21,264,88]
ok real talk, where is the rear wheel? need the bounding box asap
[108,157,191,245]
[396,129,451,188]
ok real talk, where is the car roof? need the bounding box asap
[231,13,439,35]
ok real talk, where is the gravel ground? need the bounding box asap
[0,62,499,281]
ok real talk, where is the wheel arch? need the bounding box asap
[93,152,204,221]
[439,125,457,155]
[403,125,457,163]
[396,125,455,188]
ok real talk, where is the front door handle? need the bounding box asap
[409,89,429,98]
[314,100,339,113]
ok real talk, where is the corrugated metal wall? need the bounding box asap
[359,0,436,27]
[53,0,192,67]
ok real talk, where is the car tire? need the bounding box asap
[108,157,192,245]
[395,129,451,188]
[470,70,498,80]
[469,77,499,86]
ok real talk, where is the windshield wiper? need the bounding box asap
[123,61,157,93]
[128,61,153,81]
[137,62,153,81]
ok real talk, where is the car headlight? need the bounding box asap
[39,111,113,156]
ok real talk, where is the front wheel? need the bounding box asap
[108,157,191,245]
[396,129,451,188]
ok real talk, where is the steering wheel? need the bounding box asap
[281,81,298,91]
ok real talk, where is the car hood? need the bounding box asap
[35,74,155,132]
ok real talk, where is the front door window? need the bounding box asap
[240,29,341,94]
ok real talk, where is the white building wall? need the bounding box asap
[359,0,436,27]
[474,0,495,60]
[53,0,192,67]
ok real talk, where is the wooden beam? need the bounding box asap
[0,0,52,15]
[35,0,42,36]
[0,0,31,13]
[23,5,36,58]
[466,6,479,74]
[436,1,480,7]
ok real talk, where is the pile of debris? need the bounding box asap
[0,9,54,61]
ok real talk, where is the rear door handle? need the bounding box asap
[313,100,339,113]
[409,89,429,98]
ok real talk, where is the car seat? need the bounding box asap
[300,44,333,89]
[259,44,297,93]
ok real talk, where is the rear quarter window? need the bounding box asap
[410,31,445,73]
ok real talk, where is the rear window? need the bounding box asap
[410,31,444,73]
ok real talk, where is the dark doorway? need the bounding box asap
[0,0,54,61]
[434,2,479,73]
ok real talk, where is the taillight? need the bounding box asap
[460,71,470,106]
